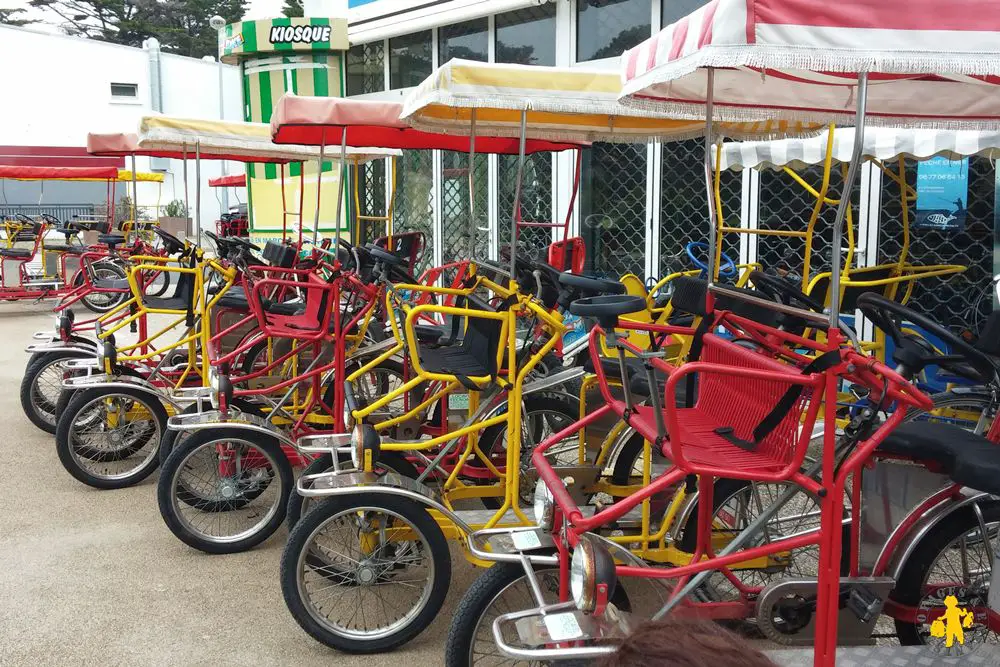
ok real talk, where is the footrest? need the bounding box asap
[467,526,559,565]
[296,432,352,454]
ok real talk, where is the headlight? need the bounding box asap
[532,479,555,530]
[96,341,106,368]
[350,424,379,470]
[570,536,617,615]
[94,321,103,338]
[208,367,221,409]
[343,402,355,430]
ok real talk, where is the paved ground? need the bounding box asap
[0,303,474,666]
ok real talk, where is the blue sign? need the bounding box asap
[915,156,968,231]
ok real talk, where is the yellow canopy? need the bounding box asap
[138,116,399,164]
[116,170,164,183]
[400,59,819,143]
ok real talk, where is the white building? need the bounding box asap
[0,24,242,227]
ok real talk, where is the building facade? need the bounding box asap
[344,0,997,336]
[0,24,242,228]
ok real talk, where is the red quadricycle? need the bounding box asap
[452,3,1000,667]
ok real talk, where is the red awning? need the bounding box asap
[0,165,120,181]
[271,94,579,154]
[209,173,246,188]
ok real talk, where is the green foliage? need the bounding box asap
[281,0,302,18]
[28,0,247,58]
[164,199,189,218]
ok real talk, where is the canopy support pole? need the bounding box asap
[468,108,477,259]
[182,146,189,241]
[702,67,718,285]
[314,131,326,246]
[195,141,202,249]
[130,154,138,235]
[510,109,528,280]
[828,73,869,328]
[332,130,348,252]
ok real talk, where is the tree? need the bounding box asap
[281,0,302,18]
[27,0,246,58]
[0,7,38,26]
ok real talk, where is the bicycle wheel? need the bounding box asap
[80,261,129,314]
[55,387,166,489]
[20,350,90,433]
[280,493,450,653]
[157,427,292,554]
[904,391,994,434]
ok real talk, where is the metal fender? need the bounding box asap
[884,492,1000,581]
[61,374,183,409]
[165,407,297,448]
[295,470,474,533]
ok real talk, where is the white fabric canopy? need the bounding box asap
[620,0,1000,129]
[718,127,1000,171]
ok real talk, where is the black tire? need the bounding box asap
[280,493,451,653]
[55,386,167,489]
[476,392,580,510]
[20,350,90,433]
[285,450,420,529]
[903,391,993,432]
[143,267,171,298]
[892,501,1000,645]
[446,562,631,667]
[80,261,129,314]
[157,426,292,554]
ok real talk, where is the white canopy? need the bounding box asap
[619,0,1000,129]
[718,127,1000,171]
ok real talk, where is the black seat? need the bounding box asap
[417,296,502,384]
[582,355,692,404]
[94,278,129,290]
[217,287,249,311]
[98,234,126,248]
[146,269,195,311]
[0,248,32,258]
[45,243,85,254]
[878,422,1000,494]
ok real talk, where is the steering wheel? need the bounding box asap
[15,213,35,226]
[857,292,998,384]
[686,241,737,280]
[228,236,261,253]
[39,213,62,226]
[748,270,826,314]
[153,227,185,255]
[366,243,405,267]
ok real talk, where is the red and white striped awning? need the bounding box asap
[620,0,1000,129]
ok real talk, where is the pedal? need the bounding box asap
[846,582,886,623]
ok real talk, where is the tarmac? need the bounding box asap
[0,302,474,666]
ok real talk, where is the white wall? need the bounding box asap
[0,25,243,230]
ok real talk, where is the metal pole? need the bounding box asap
[468,108,477,258]
[182,146,189,240]
[702,67,718,283]
[216,38,229,218]
[510,109,528,280]
[195,141,202,248]
[314,130,326,245]
[332,130,348,252]
[828,73,869,329]
[130,153,138,236]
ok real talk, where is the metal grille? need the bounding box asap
[879,157,995,334]
[756,165,858,286]
[0,204,97,223]
[498,153,554,261]
[355,160,387,245]
[346,41,385,96]
[392,150,434,272]
[660,139,742,278]
[440,151,489,260]
[582,143,647,279]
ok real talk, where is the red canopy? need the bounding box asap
[0,165,120,181]
[209,173,246,188]
[270,94,578,154]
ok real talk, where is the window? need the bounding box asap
[110,82,138,99]
[439,18,488,64]
[576,0,651,63]
[346,41,385,96]
[389,30,432,89]
[495,5,556,66]
[661,0,705,27]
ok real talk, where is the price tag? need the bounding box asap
[511,530,542,551]
[543,612,584,642]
